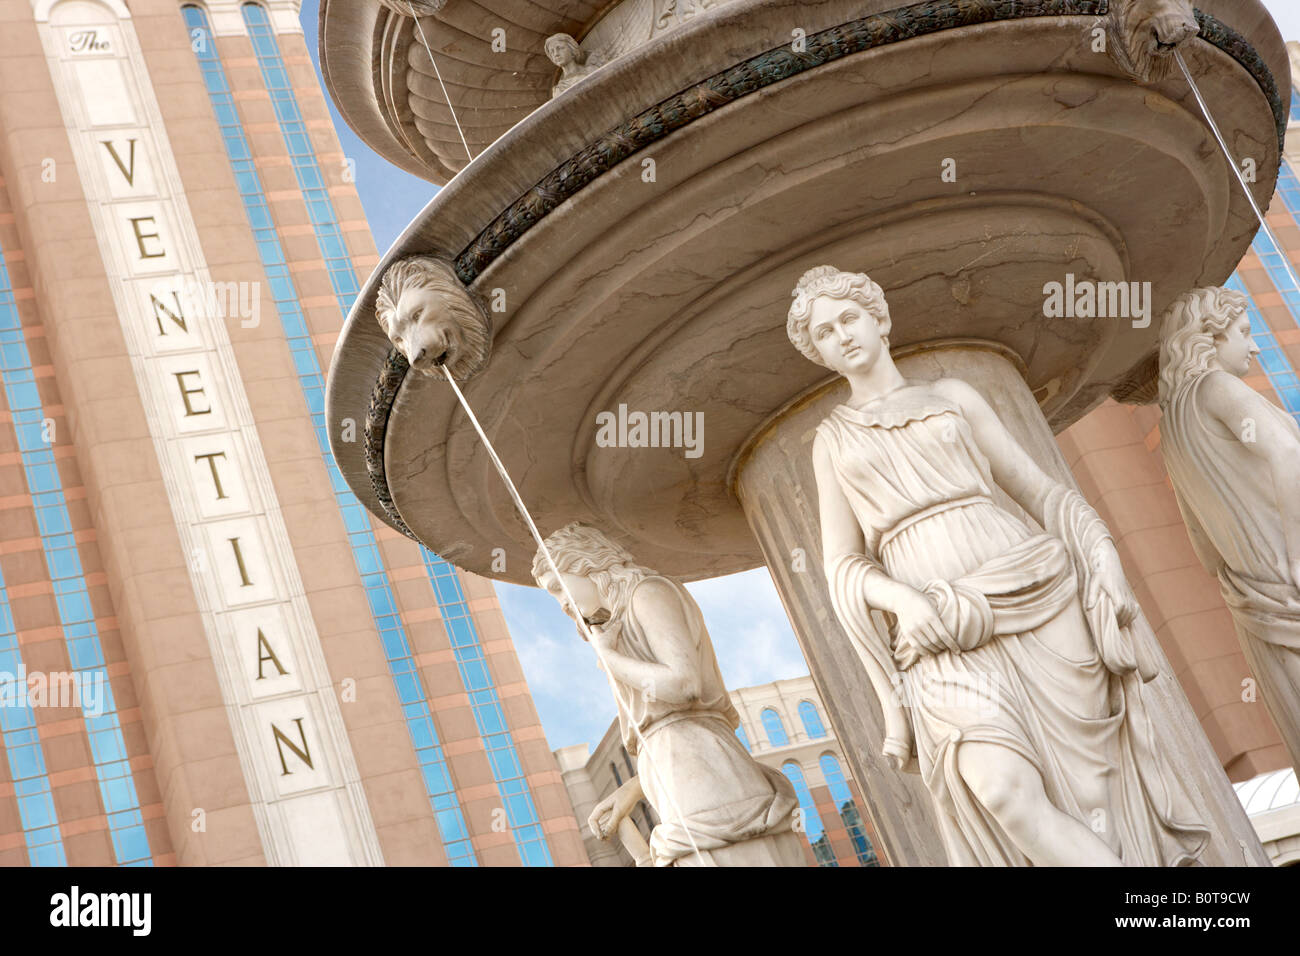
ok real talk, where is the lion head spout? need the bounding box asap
[1106,0,1199,84]
[374,255,492,382]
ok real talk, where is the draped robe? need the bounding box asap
[818,392,1208,866]
[1161,371,1300,769]
[607,575,804,866]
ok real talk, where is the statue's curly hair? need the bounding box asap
[531,523,654,623]
[1157,286,1245,407]
[374,254,491,380]
[786,266,891,367]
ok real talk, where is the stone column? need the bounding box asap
[733,341,1270,866]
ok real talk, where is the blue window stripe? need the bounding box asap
[1248,228,1300,325]
[422,552,554,866]
[1252,160,1300,329]
[184,4,479,865]
[0,249,142,866]
[0,562,66,865]
[819,753,878,866]
[1224,274,1300,423]
[1277,159,1300,219]
[241,3,361,313]
[781,761,836,867]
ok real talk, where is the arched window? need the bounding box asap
[610,762,622,787]
[820,753,878,866]
[761,707,789,747]
[735,723,751,752]
[799,700,827,739]
[782,762,837,867]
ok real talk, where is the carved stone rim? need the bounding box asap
[726,338,1030,502]
[360,1,1284,541]
[568,190,1125,519]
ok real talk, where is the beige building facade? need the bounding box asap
[2,0,1300,869]
[558,677,883,867]
[0,0,584,867]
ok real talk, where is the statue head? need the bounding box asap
[545,33,584,70]
[374,255,491,381]
[1157,285,1259,405]
[787,266,893,375]
[1106,0,1199,84]
[531,522,652,629]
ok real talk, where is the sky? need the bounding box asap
[300,0,1300,752]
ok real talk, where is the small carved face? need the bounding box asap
[541,570,602,625]
[545,35,578,69]
[1212,311,1260,378]
[807,295,889,376]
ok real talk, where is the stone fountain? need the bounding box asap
[321,0,1288,865]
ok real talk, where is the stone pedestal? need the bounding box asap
[733,342,1270,866]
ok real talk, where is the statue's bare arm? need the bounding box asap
[938,377,1139,624]
[934,378,1055,522]
[1200,371,1300,585]
[588,774,645,842]
[1173,486,1224,577]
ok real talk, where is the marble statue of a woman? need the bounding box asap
[532,522,805,866]
[1158,286,1300,770]
[792,265,1208,866]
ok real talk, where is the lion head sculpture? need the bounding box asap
[1106,0,1199,84]
[374,255,492,382]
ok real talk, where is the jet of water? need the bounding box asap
[439,364,713,865]
[1176,48,1300,295]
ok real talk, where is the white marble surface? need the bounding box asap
[1159,286,1300,772]
[789,267,1210,865]
[531,523,806,866]
[328,5,1286,583]
[733,283,1270,865]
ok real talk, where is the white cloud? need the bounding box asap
[686,568,808,690]
[1261,0,1300,43]
[495,581,616,751]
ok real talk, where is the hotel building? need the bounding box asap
[557,677,883,867]
[0,0,1298,868]
[0,0,585,866]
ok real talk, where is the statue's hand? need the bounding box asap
[891,587,954,657]
[587,785,636,842]
[1088,542,1139,627]
[893,634,920,671]
[586,618,622,655]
